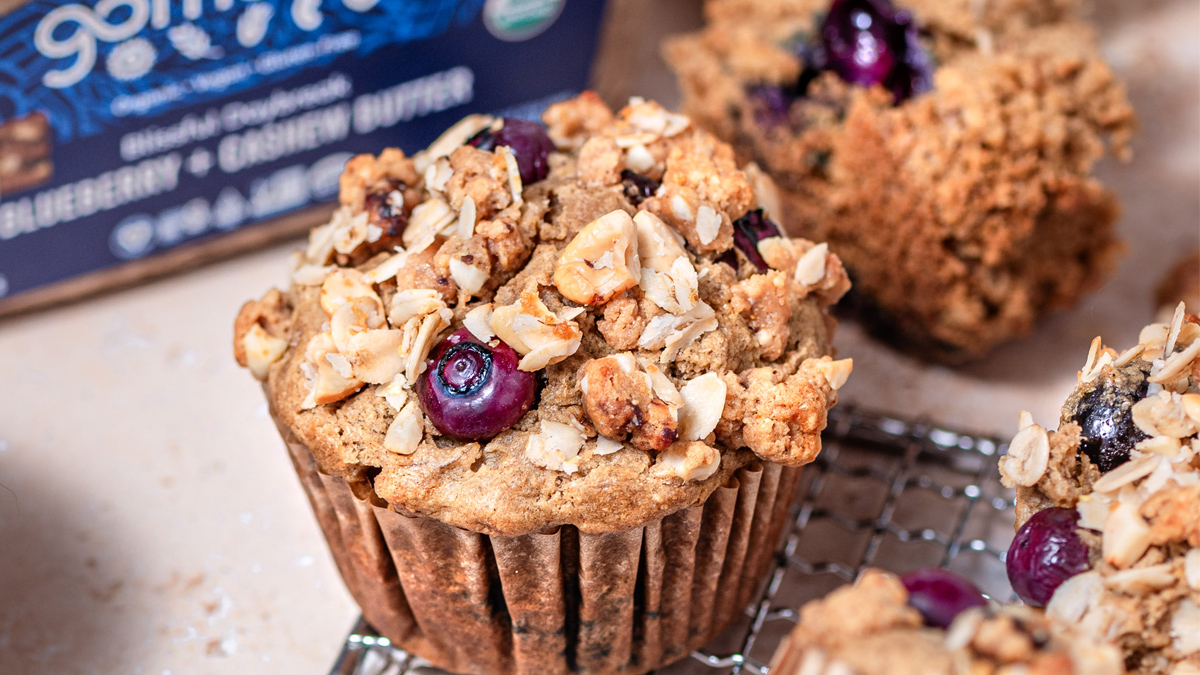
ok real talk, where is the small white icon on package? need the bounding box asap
[106,37,157,81]
[110,215,155,259]
[237,3,275,48]
[168,22,223,60]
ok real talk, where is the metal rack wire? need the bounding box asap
[329,404,1016,675]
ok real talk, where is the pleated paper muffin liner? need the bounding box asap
[276,414,804,675]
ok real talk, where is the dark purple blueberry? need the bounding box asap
[467,118,553,185]
[1006,507,1092,607]
[1067,370,1148,473]
[621,169,659,205]
[748,84,797,129]
[900,568,987,628]
[731,209,782,272]
[805,0,932,104]
[716,249,739,270]
[416,328,536,440]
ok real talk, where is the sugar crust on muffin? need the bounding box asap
[235,94,852,536]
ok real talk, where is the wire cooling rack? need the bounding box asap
[329,404,1017,675]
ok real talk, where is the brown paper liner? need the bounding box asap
[279,420,803,675]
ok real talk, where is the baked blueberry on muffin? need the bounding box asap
[999,304,1200,675]
[667,0,1135,361]
[234,93,852,675]
[768,568,1124,675]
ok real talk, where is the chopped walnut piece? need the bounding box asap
[463,303,495,342]
[580,353,678,452]
[731,271,792,361]
[1102,501,1153,569]
[677,373,726,441]
[233,289,291,372]
[525,420,586,474]
[383,400,423,455]
[490,286,583,371]
[241,324,289,381]
[329,296,386,354]
[302,331,363,408]
[652,441,719,482]
[338,147,419,209]
[342,329,405,385]
[389,289,447,327]
[554,209,642,306]
[320,269,383,319]
[634,211,688,272]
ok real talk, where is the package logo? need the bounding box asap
[482,0,563,41]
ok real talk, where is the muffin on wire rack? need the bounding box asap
[767,568,1124,675]
[667,0,1135,362]
[234,93,852,675]
[999,303,1200,675]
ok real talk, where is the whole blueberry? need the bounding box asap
[621,169,659,205]
[900,568,987,628]
[416,328,536,440]
[730,209,783,272]
[1068,371,1148,473]
[1006,507,1092,607]
[467,118,553,185]
[747,84,796,129]
[804,0,933,104]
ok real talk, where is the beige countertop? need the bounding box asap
[2,1,1196,672]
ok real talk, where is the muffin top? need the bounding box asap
[235,93,851,536]
[667,0,1134,186]
[999,304,1200,675]
[769,569,1124,675]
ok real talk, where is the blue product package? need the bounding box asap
[0,0,609,312]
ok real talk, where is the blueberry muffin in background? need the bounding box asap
[999,304,1200,675]
[768,568,1125,675]
[234,93,852,675]
[666,0,1135,362]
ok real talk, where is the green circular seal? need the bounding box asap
[483,0,566,41]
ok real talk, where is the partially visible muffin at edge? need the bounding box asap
[998,304,1200,675]
[234,93,853,537]
[667,0,1135,362]
[768,569,1125,675]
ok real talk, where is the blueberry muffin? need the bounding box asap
[667,0,1135,361]
[233,93,852,675]
[999,304,1200,675]
[769,568,1124,675]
